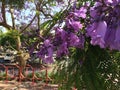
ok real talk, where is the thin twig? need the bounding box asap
[40,9,53,18]
[20,15,36,33]
[36,2,40,29]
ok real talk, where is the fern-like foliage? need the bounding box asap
[52,44,120,90]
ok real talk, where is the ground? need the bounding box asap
[0,81,58,90]
[0,64,58,90]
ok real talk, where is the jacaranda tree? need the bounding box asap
[0,0,119,90]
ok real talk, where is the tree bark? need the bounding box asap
[15,36,30,77]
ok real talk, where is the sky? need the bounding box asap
[0,0,74,33]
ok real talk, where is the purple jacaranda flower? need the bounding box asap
[42,47,54,63]
[87,21,107,48]
[78,34,85,49]
[44,39,51,47]
[111,0,120,6]
[94,1,102,7]
[73,7,87,18]
[53,27,67,47]
[42,55,54,64]
[86,22,98,37]
[55,27,67,41]
[90,8,98,18]
[104,27,116,50]
[72,0,77,9]
[68,33,85,48]
[37,39,54,63]
[89,2,104,18]
[105,0,113,4]
[114,25,120,50]
[56,42,69,57]
[88,0,120,51]
[114,6,120,17]
[69,33,80,47]
[90,6,102,18]
[47,47,53,56]
[85,1,91,7]
[66,19,82,32]
[24,1,30,9]
[53,36,62,47]
[90,36,105,48]
[37,46,47,58]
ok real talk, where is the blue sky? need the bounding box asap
[0,0,73,32]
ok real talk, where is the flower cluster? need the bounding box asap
[37,0,120,63]
[37,5,87,63]
[87,0,120,50]
[37,39,54,63]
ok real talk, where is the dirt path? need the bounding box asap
[0,81,58,90]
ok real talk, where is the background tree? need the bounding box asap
[0,0,72,76]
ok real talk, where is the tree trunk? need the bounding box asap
[15,36,30,77]
[16,36,24,68]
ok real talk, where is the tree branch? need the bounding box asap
[36,2,40,29]
[0,1,12,30]
[9,6,15,29]
[0,22,12,30]
[40,9,53,18]
[20,15,36,33]
[1,1,6,23]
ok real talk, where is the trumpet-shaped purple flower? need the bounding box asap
[69,33,85,48]
[42,55,54,64]
[86,23,97,37]
[105,0,113,4]
[88,0,120,51]
[57,42,69,57]
[114,26,120,50]
[42,47,54,63]
[55,27,67,41]
[66,19,82,32]
[73,7,87,18]
[69,33,80,47]
[37,39,54,63]
[104,28,116,50]
[87,21,107,48]
[44,39,51,47]
[90,8,99,18]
